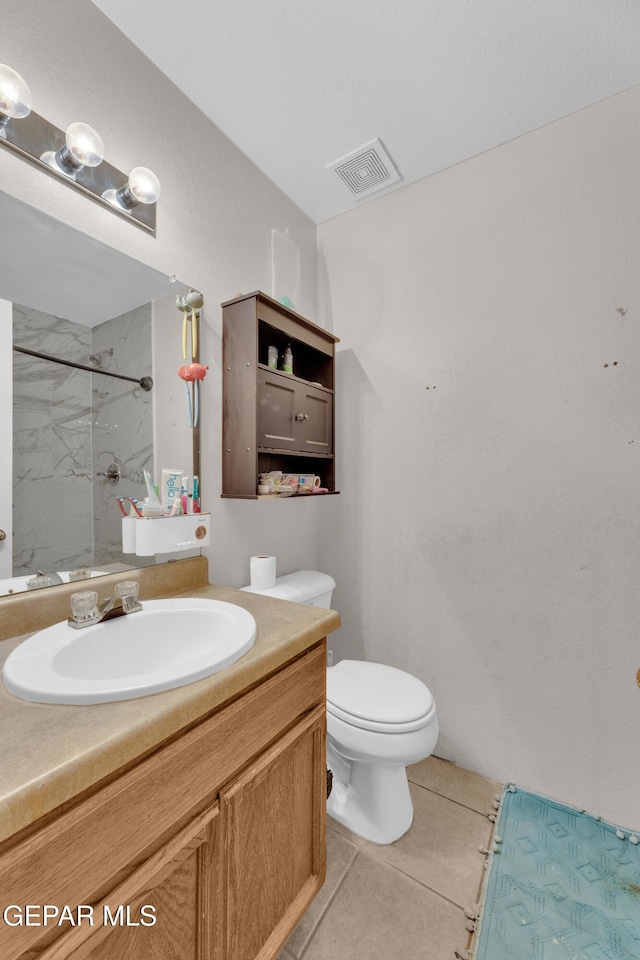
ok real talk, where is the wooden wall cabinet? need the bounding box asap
[222,291,339,498]
[0,644,327,960]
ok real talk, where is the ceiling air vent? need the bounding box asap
[327,138,401,200]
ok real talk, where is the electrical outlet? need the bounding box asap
[327,649,333,667]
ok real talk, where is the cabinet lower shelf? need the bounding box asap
[221,491,340,501]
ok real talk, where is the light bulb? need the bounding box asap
[64,122,104,168]
[103,165,161,210]
[124,166,161,205]
[41,121,104,176]
[0,64,32,125]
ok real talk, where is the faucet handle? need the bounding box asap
[70,591,99,622]
[115,580,141,613]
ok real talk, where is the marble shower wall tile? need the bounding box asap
[13,305,92,577]
[91,304,153,568]
[13,303,91,361]
[12,302,154,578]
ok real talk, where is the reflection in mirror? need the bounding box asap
[0,190,192,597]
[12,299,153,580]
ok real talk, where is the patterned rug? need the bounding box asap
[473,786,640,960]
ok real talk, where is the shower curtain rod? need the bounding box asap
[13,345,153,391]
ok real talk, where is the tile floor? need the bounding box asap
[278,756,502,960]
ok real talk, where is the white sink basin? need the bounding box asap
[2,598,257,705]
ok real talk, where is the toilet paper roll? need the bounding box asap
[250,555,277,590]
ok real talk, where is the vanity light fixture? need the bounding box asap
[0,64,32,130]
[0,63,158,233]
[103,165,161,210]
[40,122,105,178]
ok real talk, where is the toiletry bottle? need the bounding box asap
[283,343,293,374]
[161,468,183,515]
[267,345,278,369]
[192,475,201,513]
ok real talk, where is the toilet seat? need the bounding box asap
[327,660,435,734]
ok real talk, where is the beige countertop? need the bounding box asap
[0,570,339,846]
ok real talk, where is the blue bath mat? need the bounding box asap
[474,786,640,960]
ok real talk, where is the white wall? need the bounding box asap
[318,86,640,828]
[1,0,326,590]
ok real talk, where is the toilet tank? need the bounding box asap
[240,570,335,607]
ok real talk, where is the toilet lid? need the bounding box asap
[327,660,434,726]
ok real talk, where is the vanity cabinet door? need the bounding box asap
[221,706,326,960]
[79,806,220,960]
[23,805,221,960]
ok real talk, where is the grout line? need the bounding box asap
[326,811,490,909]
[326,821,368,850]
[302,822,486,959]
[407,776,498,819]
[357,844,482,914]
[295,848,361,959]
[297,844,476,957]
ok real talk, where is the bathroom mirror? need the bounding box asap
[0,190,194,596]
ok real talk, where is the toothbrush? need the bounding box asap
[184,380,193,427]
[191,306,198,358]
[115,496,128,517]
[128,497,143,518]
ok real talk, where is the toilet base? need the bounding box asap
[327,747,414,844]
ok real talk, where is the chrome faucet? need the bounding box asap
[68,581,142,629]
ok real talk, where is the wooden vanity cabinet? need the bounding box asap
[0,644,327,960]
[222,708,325,960]
[222,291,339,498]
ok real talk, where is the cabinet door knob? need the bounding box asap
[295,413,309,421]
[0,529,6,541]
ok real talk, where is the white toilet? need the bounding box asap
[242,570,439,844]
